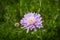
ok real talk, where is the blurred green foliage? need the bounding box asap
[0,0,60,40]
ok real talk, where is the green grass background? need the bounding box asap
[0,0,60,40]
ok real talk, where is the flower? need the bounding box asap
[20,12,43,33]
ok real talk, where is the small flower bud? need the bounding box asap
[14,23,19,27]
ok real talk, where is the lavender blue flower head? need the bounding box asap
[20,12,43,33]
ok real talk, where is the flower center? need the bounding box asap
[26,17,36,25]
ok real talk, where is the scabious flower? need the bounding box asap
[20,12,43,33]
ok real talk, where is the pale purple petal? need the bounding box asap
[34,28,37,32]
